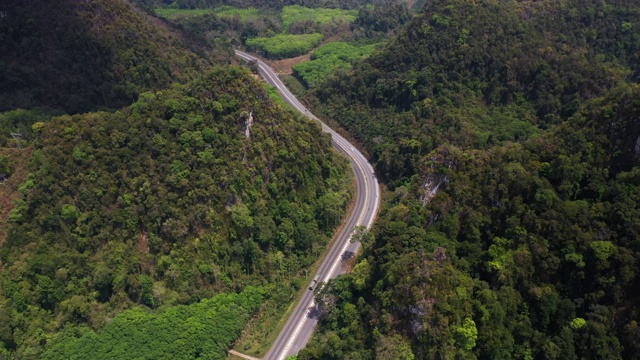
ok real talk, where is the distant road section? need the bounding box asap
[235,50,380,360]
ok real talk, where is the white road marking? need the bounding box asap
[235,50,381,360]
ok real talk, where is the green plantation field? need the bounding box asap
[292,42,381,88]
[246,33,324,59]
[154,8,215,19]
[282,5,357,29]
[214,6,261,22]
[42,287,264,360]
[154,6,261,22]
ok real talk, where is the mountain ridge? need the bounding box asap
[0,0,228,113]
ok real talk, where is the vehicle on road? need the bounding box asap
[234,49,380,360]
[309,274,320,290]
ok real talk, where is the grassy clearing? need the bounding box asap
[282,5,357,29]
[246,33,324,59]
[154,8,215,20]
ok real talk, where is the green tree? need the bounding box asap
[140,275,155,308]
[455,318,478,351]
[376,334,415,360]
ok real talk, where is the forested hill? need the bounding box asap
[0,0,229,114]
[0,67,352,357]
[299,0,640,359]
[308,0,640,187]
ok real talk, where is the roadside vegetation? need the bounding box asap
[280,75,308,98]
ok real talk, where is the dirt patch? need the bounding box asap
[264,53,311,75]
[139,232,149,253]
[0,147,32,244]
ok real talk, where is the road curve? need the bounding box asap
[235,50,380,359]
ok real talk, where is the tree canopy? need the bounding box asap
[0,66,352,358]
[299,0,640,359]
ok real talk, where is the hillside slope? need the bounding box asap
[0,66,352,357]
[299,0,640,359]
[0,0,229,113]
[307,0,639,186]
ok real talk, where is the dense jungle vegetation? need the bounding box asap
[4,0,640,359]
[0,0,354,358]
[298,0,640,359]
[0,65,352,358]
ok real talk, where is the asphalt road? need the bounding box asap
[235,50,380,360]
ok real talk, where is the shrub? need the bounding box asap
[0,155,13,176]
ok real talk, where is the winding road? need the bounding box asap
[235,50,380,360]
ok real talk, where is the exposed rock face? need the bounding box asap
[245,111,253,138]
[419,173,447,206]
